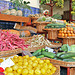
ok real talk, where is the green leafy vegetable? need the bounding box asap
[60,44,71,52]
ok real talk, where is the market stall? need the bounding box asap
[0,0,75,75]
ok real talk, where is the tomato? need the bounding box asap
[0,67,4,72]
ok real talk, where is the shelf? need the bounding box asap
[58,36,75,39]
[0,14,30,23]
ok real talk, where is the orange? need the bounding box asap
[64,34,67,37]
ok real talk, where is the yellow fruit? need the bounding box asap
[22,69,28,75]
[7,73,14,75]
[51,66,56,71]
[48,63,52,69]
[32,63,37,67]
[0,59,3,62]
[5,67,13,72]
[41,68,46,74]
[18,62,22,66]
[13,56,18,59]
[30,56,36,61]
[34,60,38,64]
[23,61,28,66]
[29,69,34,74]
[12,65,18,71]
[45,60,50,63]
[25,55,29,59]
[17,68,22,74]
[35,69,41,74]
[39,60,44,64]
[47,69,51,74]
[37,58,40,61]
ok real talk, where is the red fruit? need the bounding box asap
[0,67,4,72]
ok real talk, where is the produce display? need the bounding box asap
[32,48,56,58]
[71,0,75,15]
[25,35,51,48]
[45,23,66,29]
[52,14,62,20]
[2,30,31,37]
[3,55,56,75]
[32,44,75,62]
[58,27,75,37]
[0,30,28,51]
[37,16,52,22]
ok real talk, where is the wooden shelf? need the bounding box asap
[58,36,75,39]
[0,14,30,23]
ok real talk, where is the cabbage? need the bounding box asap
[70,45,75,52]
[60,44,71,52]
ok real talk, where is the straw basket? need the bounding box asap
[36,22,51,32]
[44,28,60,39]
[58,37,75,46]
[31,17,39,27]
[0,48,22,58]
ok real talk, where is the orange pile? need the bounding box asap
[58,27,75,37]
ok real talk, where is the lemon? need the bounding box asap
[32,62,37,67]
[5,67,13,72]
[7,73,14,75]
[29,69,34,75]
[34,60,38,64]
[13,56,18,59]
[47,69,51,74]
[39,60,44,64]
[17,68,22,74]
[30,56,36,61]
[45,59,50,63]
[35,69,41,74]
[25,55,29,59]
[37,58,40,61]
[23,61,28,66]
[12,65,18,71]
[18,62,22,66]
[48,63,52,69]
[22,69,28,75]
[52,66,56,71]
[41,68,46,74]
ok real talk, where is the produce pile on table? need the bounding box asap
[3,55,56,75]
[32,44,75,62]
[58,27,75,37]
[0,30,28,51]
[25,35,51,47]
[71,0,75,15]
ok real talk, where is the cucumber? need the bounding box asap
[54,57,62,61]
[63,59,75,62]
[41,51,56,58]
[45,49,48,52]
[37,52,42,56]
[36,55,44,58]
[41,48,45,51]
[32,49,41,56]
[56,52,65,57]
[59,52,75,59]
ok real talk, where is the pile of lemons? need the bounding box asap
[4,55,56,75]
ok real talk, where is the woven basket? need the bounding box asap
[58,37,75,46]
[41,57,75,67]
[63,38,75,46]
[36,22,51,32]
[0,48,22,58]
